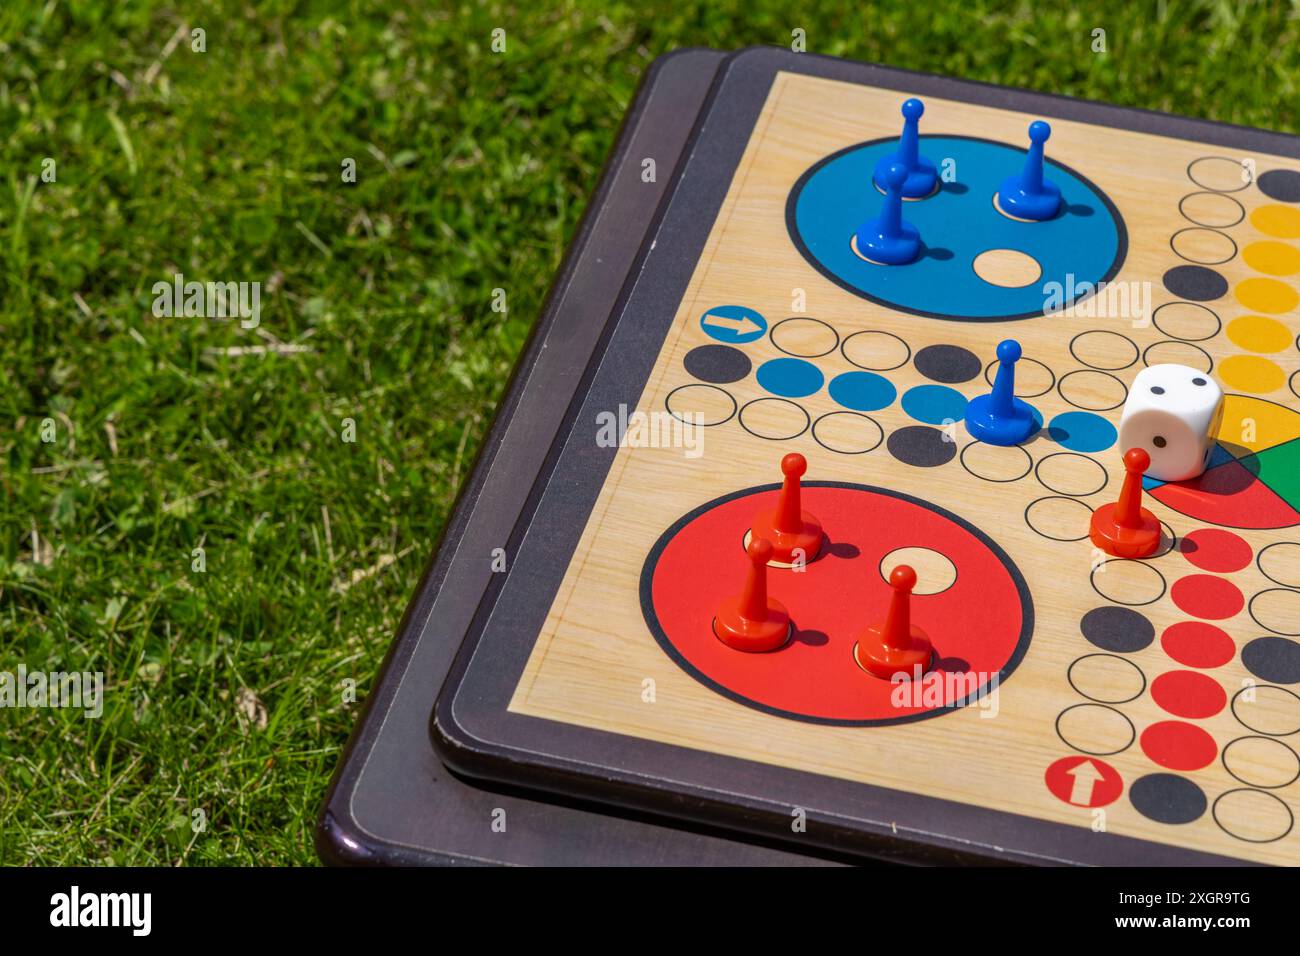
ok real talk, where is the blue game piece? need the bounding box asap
[854,163,921,265]
[873,98,938,199]
[997,121,1062,221]
[965,340,1036,445]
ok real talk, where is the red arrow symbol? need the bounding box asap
[1064,759,1105,805]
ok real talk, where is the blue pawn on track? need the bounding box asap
[965,339,1037,445]
[997,121,1062,221]
[873,98,938,200]
[854,163,921,265]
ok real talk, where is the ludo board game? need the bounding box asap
[324,47,1300,866]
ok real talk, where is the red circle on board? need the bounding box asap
[1179,528,1253,573]
[645,483,1029,723]
[1140,720,1218,771]
[1150,670,1227,719]
[1170,574,1245,620]
[1161,621,1236,669]
[1044,756,1123,808]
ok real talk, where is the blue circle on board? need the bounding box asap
[756,358,824,398]
[902,384,968,425]
[788,136,1125,321]
[828,371,896,411]
[700,304,767,344]
[1047,410,1116,453]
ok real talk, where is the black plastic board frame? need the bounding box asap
[316,47,844,867]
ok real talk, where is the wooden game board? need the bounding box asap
[435,49,1300,865]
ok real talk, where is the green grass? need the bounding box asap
[1,0,1297,865]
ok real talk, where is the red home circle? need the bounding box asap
[643,482,1032,724]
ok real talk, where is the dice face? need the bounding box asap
[1118,364,1225,482]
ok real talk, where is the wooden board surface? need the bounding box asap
[505,70,1300,864]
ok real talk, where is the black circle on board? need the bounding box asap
[1231,684,1300,736]
[1169,226,1238,266]
[1152,301,1222,342]
[1089,559,1168,608]
[683,344,752,384]
[1292,368,1300,402]
[914,344,983,384]
[1212,788,1295,844]
[1023,495,1093,542]
[664,383,737,427]
[737,397,810,442]
[1186,155,1252,192]
[1035,452,1108,497]
[1178,190,1245,228]
[1057,369,1128,412]
[1162,264,1228,302]
[1242,637,1300,685]
[959,441,1033,483]
[1068,329,1139,370]
[982,356,1055,397]
[1257,168,1300,202]
[841,329,911,371]
[1129,773,1207,825]
[1055,702,1136,756]
[1257,541,1300,588]
[785,134,1129,323]
[1221,735,1300,789]
[1067,653,1147,704]
[1142,339,1214,373]
[639,480,1035,727]
[769,316,841,359]
[811,411,884,455]
[1080,605,1156,653]
[1249,588,1300,637]
[887,425,957,467]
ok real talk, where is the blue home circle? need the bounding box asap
[788,136,1125,321]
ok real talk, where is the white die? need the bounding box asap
[1118,364,1224,482]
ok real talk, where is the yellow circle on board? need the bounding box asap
[1235,277,1300,314]
[1226,314,1293,353]
[1251,204,1300,239]
[1243,240,1300,276]
[1218,354,1287,394]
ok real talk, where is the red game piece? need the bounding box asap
[854,565,934,680]
[750,453,824,564]
[1089,448,1162,559]
[713,537,791,652]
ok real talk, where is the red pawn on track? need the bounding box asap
[713,537,792,652]
[855,565,934,680]
[750,453,824,564]
[1089,448,1162,559]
